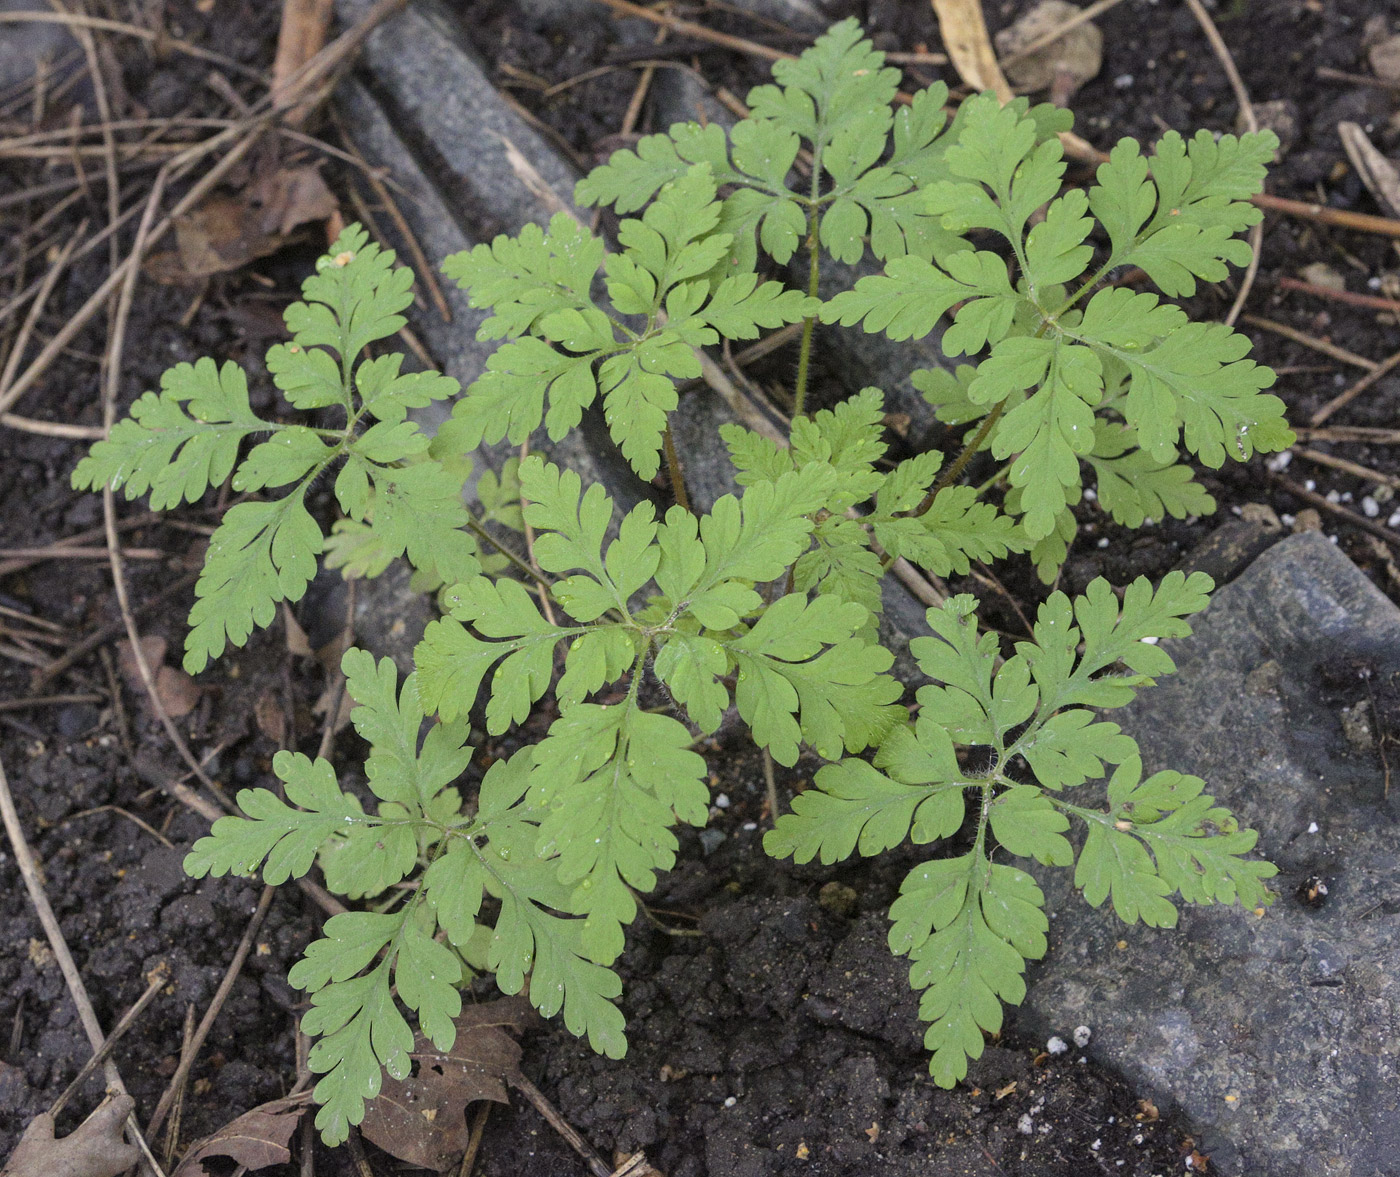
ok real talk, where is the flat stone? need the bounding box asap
[1021,532,1400,1177]
[0,0,78,94]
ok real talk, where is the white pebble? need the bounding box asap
[1266,451,1292,472]
[1140,635,1159,645]
[1074,1025,1092,1047]
[1097,537,1110,548]
[1325,489,1341,504]
[742,821,758,831]
[1362,496,1380,518]
[1018,1114,1035,1135]
[1389,510,1400,528]
[1114,74,1134,88]
[1305,479,1317,491]
[1091,1138,1102,1150]
[1307,821,1319,834]
[1047,1036,1069,1055]
[1083,487,1098,501]
[714,793,730,809]
[724,1096,737,1108]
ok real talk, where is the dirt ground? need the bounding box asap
[2,1,1399,1174]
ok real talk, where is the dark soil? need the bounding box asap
[2,1,1398,1175]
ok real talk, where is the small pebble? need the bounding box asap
[1140,635,1159,645]
[1389,510,1400,528]
[1307,821,1319,834]
[724,1096,737,1108]
[1362,496,1380,518]
[1114,73,1134,88]
[742,821,758,831]
[714,793,730,809]
[1047,1036,1069,1055]
[1097,537,1110,548]
[1266,451,1292,472]
[1073,1025,1092,1047]
[1305,479,1317,491]
[1018,1114,1035,1135]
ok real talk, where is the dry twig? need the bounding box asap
[1310,346,1400,427]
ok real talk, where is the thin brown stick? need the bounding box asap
[1310,345,1400,426]
[998,0,1126,68]
[62,804,175,850]
[621,17,669,136]
[511,1075,612,1177]
[1316,65,1400,93]
[457,1102,491,1177]
[1291,445,1400,490]
[163,1003,197,1168]
[0,219,86,400]
[1253,192,1400,240]
[0,749,168,1177]
[98,169,228,802]
[1267,470,1400,550]
[272,0,336,126]
[1277,274,1400,314]
[591,0,793,61]
[49,964,169,1119]
[761,749,778,823]
[0,693,104,713]
[1241,314,1377,371]
[144,886,277,1140]
[0,413,106,437]
[0,545,163,560]
[1294,425,1400,444]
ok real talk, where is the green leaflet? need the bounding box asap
[75,224,471,673]
[443,166,814,481]
[78,18,1289,1137]
[770,585,1273,1087]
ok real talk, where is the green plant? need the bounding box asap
[74,20,1288,1145]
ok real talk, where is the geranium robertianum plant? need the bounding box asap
[75,20,1287,1144]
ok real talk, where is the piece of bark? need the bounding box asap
[2,1095,140,1177]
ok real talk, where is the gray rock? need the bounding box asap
[1022,531,1400,1177]
[349,558,434,679]
[0,0,78,94]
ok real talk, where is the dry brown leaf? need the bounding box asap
[1370,33,1400,84]
[254,688,287,745]
[116,636,202,718]
[930,0,1014,101]
[2,1094,139,1177]
[281,602,313,657]
[171,1091,312,1177]
[1339,122,1400,220]
[359,996,538,1171]
[994,0,1103,97]
[147,164,337,282]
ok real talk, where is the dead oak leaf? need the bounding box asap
[2,1094,139,1177]
[359,996,538,1172]
[170,1091,312,1177]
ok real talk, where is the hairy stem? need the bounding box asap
[662,423,692,514]
[911,399,1008,519]
[792,186,823,420]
